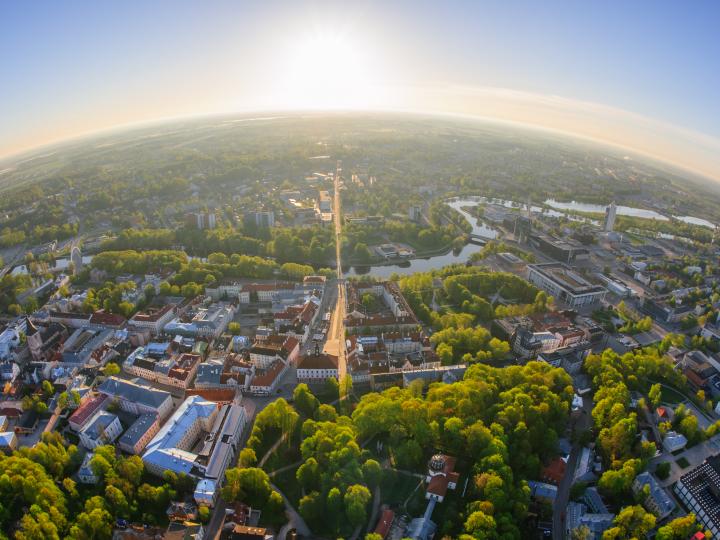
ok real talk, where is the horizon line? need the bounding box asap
[1,105,718,185]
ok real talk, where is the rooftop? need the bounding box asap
[529,263,606,295]
[98,376,172,410]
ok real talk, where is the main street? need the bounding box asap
[323,160,347,380]
[552,395,593,540]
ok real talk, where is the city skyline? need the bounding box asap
[2,0,720,180]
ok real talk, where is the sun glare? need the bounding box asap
[272,30,387,109]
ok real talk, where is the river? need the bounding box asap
[344,199,499,278]
[544,199,717,229]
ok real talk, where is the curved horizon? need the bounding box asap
[2,92,720,184]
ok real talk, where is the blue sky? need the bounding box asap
[2,0,720,178]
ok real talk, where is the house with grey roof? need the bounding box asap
[79,410,122,450]
[97,376,173,419]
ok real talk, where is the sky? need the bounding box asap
[2,0,720,180]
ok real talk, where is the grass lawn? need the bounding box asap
[676,457,691,468]
[639,379,686,405]
[660,386,687,405]
[380,470,424,508]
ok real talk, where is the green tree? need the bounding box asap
[361,459,382,489]
[198,506,210,523]
[298,491,324,526]
[655,462,671,480]
[67,496,114,540]
[238,448,257,467]
[103,363,120,377]
[228,322,241,335]
[571,525,592,540]
[222,468,272,507]
[602,505,656,539]
[344,484,372,527]
[296,458,321,492]
[293,384,320,418]
[655,513,699,540]
[648,384,662,409]
[323,377,339,401]
[41,380,55,398]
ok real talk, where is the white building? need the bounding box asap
[633,472,675,519]
[663,431,688,453]
[163,303,236,339]
[297,351,339,384]
[248,335,299,369]
[79,410,122,450]
[604,202,617,232]
[527,263,607,308]
[128,304,176,334]
[77,452,99,484]
[0,431,18,452]
[248,361,288,395]
[0,317,27,361]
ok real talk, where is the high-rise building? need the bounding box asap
[604,202,617,232]
[409,205,422,222]
[244,210,275,228]
[185,212,217,230]
[70,246,83,275]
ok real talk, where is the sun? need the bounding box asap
[271,30,387,110]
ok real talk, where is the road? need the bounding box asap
[274,482,312,539]
[203,377,293,540]
[323,160,347,380]
[552,397,593,540]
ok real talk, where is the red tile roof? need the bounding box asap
[297,352,338,370]
[541,457,567,485]
[241,282,294,293]
[251,361,285,388]
[427,475,449,497]
[69,394,107,427]
[89,310,127,327]
[130,304,174,323]
[184,388,236,403]
[374,509,394,539]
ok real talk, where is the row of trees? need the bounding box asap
[86,250,333,294]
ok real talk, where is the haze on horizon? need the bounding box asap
[2,0,720,181]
